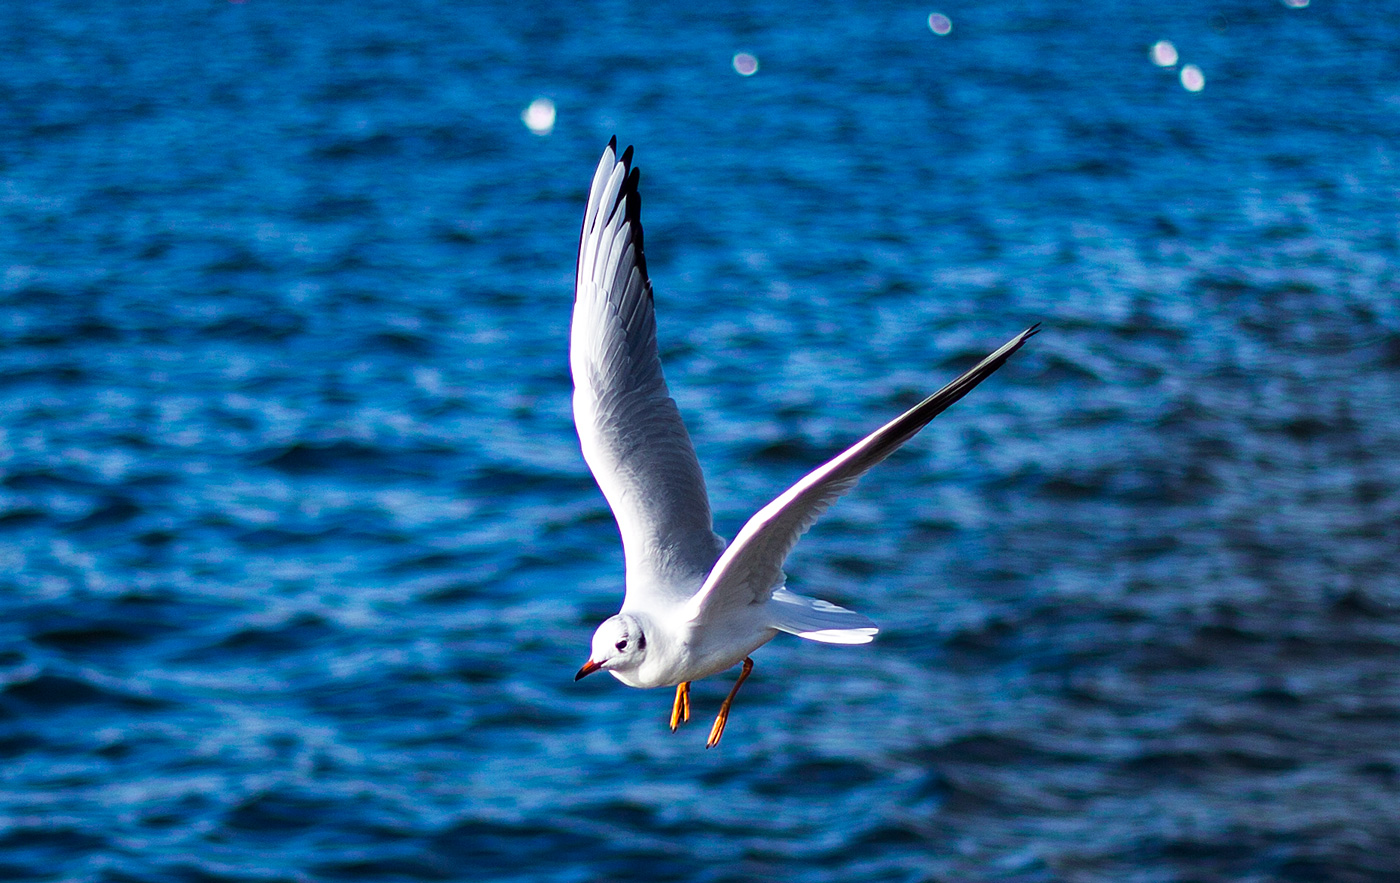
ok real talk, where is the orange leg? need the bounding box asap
[669,681,691,732]
[706,657,754,749]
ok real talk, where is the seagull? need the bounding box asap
[571,140,1037,747]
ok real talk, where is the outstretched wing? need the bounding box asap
[572,141,726,603]
[684,325,1040,622]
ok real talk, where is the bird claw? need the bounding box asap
[704,657,753,749]
[669,681,690,732]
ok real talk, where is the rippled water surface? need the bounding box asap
[2,1,1399,881]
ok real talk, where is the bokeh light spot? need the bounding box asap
[1281,0,1309,7]
[927,13,952,35]
[1150,40,1178,67]
[522,98,556,135]
[1180,64,1205,92]
[732,53,759,76]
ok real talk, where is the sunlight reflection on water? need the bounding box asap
[1180,63,1205,92]
[522,97,556,135]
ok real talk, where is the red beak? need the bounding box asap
[574,659,602,681]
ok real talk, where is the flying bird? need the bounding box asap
[571,140,1037,747]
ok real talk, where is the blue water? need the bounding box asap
[2,1,1399,880]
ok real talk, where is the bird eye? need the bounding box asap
[615,639,627,651]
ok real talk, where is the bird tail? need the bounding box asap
[768,588,878,644]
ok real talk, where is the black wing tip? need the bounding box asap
[910,323,1041,423]
[604,137,636,175]
[623,167,648,283]
[1000,322,1041,356]
[996,322,1041,365]
[623,167,643,221]
[1010,322,1042,351]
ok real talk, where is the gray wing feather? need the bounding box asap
[572,142,726,604]
[686,325,1040,621]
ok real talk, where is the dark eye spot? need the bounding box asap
[615,640,627,651]
[637,634,646,651]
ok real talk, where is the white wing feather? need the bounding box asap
[685,325,1040,623]
[572,142,726,605]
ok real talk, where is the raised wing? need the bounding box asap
[685,325,1039,621]
[572,141,725,604]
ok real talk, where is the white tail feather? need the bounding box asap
[768,588,878,645]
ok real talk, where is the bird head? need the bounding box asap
[575,613,646,680]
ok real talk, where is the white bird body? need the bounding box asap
[570,141,1037,741]
[606,604,775,690]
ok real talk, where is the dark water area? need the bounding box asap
[2,0,1399,880]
